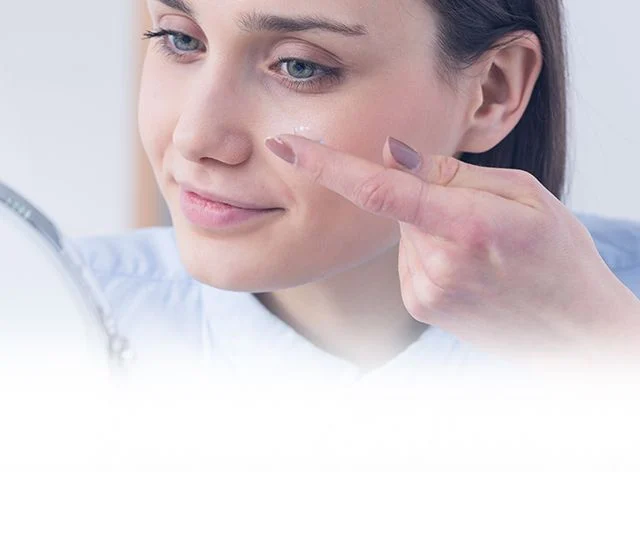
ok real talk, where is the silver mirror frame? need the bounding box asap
[0,180,134,370]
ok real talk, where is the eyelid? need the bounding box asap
[146,28,340,69]
[144,28,346,91]
[269,58,344,93]
[145,28,206,55]
[273,56,337,73]
[155,14,207,43]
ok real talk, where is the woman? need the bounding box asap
[77,0,640,380]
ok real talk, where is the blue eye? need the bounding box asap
[143,28,204,57]
[273,57,343,92]
[142,29,344,92]
[168,32,200,52]
[284,59,315,79]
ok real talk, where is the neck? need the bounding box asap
[254,243,429,372]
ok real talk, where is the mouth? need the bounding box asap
[178,186,283,231]
[178,182,280,211]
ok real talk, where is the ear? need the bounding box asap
[457,31,544,154]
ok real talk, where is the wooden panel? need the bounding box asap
[134,3,163,228]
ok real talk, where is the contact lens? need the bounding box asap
[293,126,325,144]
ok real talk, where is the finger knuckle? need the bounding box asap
[422,248,461,296]
[432,156,463,186]
[511,169,540,189]
[447,199,495,253]
[458,214,494,253]
[353,171,395,214]
[511,169,547,206]
[307,157,326,186]
[403,289,429,321]
[410,273,455,315]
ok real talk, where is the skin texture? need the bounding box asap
[269,134,640,366]
[139,0,640,368]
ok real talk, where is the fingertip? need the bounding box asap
[265,136,297,165]
[387,136,424,173]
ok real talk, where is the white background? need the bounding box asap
[0,0,638,236]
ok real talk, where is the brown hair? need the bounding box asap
[427,0,568,200]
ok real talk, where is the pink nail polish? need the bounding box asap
[265,137,297,165]
[388,137,423,172]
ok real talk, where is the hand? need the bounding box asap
[265,134,640,365]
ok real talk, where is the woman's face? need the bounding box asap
[139,0,472,291]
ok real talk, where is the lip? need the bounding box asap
[179,188,282,230]
[178,183,278,211]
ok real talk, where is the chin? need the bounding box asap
[170,221,302,293]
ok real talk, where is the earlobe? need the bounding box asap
[457,31,543,154]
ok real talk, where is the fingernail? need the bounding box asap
[265,137,297,165]
[388,136,423,172]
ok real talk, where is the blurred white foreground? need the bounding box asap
[1,359,639,539]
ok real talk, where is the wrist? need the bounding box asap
[557,285,640,367]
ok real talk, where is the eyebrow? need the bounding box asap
[236,10,368,37]
[155,0,195,17]
[153,1,369,37]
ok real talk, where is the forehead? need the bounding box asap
[151,0,435,41]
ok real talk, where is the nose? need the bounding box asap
[172,71,253,166]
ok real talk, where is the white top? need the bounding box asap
[71,211,640,383]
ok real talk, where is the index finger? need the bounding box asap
[268,134,505,237]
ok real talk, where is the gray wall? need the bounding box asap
[0,0,134,236]
[563,0,640,221]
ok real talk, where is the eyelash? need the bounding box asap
[142,28,344,93]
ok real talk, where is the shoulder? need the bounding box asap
[68,228,206,362]
[69,227,198,306]
[574,211,640,298]
[70,226,191,282]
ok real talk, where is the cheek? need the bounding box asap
[293,183,401,264]
[321,71,462,164]
[271,76,456,267]
[137,56,178,173]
